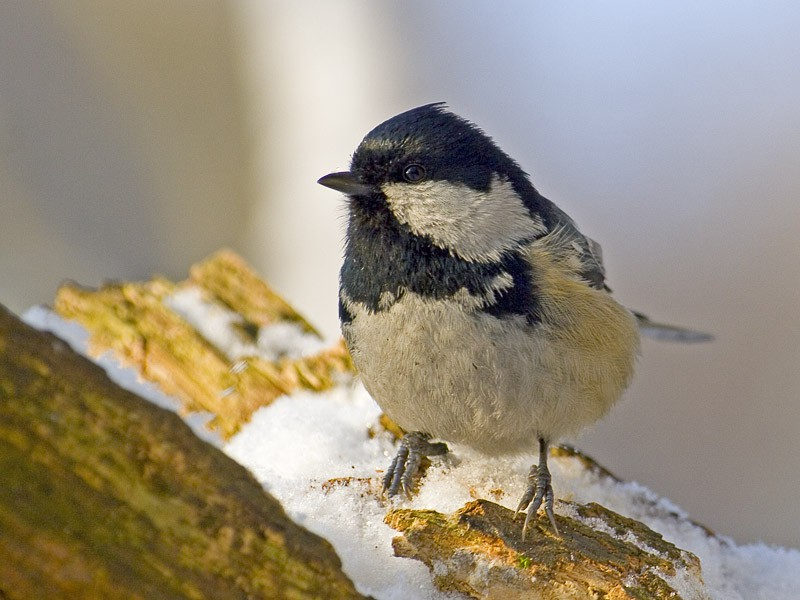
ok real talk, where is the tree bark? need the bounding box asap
[0,304,366,600]
[385,498,708,600]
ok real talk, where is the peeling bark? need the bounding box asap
[53,249,353,439]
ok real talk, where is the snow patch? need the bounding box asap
[166,287,327,361]
[23,305,221,446]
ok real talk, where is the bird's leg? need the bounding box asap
[515,438,559,539]
[383,431,448,498]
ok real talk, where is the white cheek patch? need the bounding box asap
[382,175,546,263]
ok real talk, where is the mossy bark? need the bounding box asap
[385,498,708,600]
[0,304,366,600]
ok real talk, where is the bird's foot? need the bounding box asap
[514,462,559,540]
[383,431,448,498]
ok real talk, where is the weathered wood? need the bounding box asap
[0,304,367,600]
[54,250,353,439]
[385,498,708,600]
[189,249,319,335]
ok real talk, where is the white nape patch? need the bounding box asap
[166,287,326,362]
[22,305,221,445]
[382,174,545,263]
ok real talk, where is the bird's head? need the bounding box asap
[318,103,548,263]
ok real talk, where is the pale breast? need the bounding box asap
[342,279,639,455]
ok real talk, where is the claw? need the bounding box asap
[382,431,448,498]
[383,443,410,496]
[516,438,560,540]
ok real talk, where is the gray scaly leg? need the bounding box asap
[383,431,448,498]
[514,438,559,539]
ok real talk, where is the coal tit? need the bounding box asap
[319,103,710,538]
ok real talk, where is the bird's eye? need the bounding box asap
[402,163,426,183]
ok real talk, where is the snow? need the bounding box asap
[22,305,222,446]
[226,383,800,600]
[22,300,800,599]
[165,287,327,362]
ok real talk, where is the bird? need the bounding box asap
[318,103,711,538]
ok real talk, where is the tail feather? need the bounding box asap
[632,311,714,343]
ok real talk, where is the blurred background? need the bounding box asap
[1,1,798,547]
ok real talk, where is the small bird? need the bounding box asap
[318,103,710,538]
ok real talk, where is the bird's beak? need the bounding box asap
[317,171,375,197]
